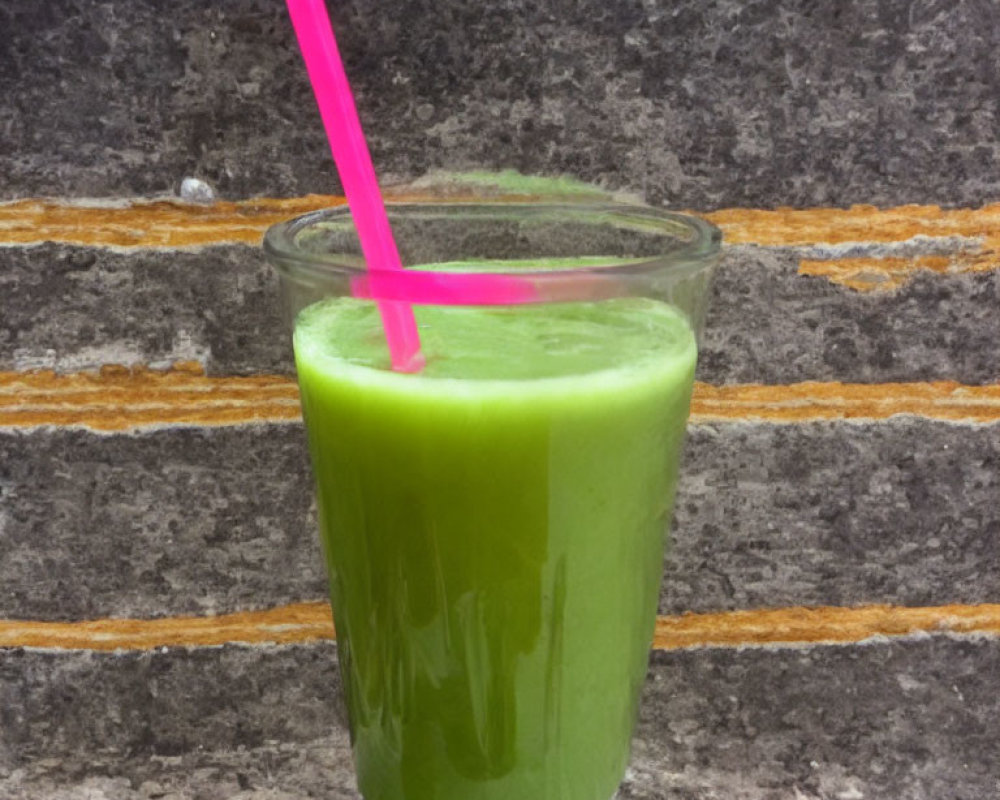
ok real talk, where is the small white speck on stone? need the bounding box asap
[180,177,216,203]
[897,673,923,692]
[237,80,261,98]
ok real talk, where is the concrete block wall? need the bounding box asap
[2,1,998,797]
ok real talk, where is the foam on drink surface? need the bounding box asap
[294,297,697,398]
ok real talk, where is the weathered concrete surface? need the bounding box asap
[2,419,997,621]
[2,637,998,798]
[2,0,999,207]
[3,243,999,384]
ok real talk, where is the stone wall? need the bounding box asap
[4,0,999,206]
[1,1,999,798]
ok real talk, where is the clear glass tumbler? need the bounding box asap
[264,202,720,800]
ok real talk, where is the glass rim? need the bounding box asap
[263,201,722,283]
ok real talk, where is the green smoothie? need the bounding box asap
[294,297,697,800]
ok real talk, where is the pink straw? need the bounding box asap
[351,269,623,306]
[286,0,423,372]
[353,270,540,306]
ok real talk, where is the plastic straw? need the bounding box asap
[351,267,629,306]
[353,269,540,306]
[286,0,423,372]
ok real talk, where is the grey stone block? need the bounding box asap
[3,243,999,384]
[703,246,1000,384]
[0,643,342,768]
[0,245,291,376]
[630,638,1000,799]
[1,738,360,800]
[0,425,325,622]
[2,419,997,621]
[667,418,1000,614]
[2,636,999,798]
[1,0,999,207]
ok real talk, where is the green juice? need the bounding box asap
[294,297,697,800]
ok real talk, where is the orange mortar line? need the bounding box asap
[798,255,955,291]
[700,203,1000,247]
[2,197,999,291]
[691,380,1000,424]
[797,254,996,291]
[701,204,1000,291]
[2,602,998,652]
[0,196,997,248]
[0,195,345,248]
[0,190,579,249]
[1,367,999,430]
[0,603,336,651]
[0,363,302,430]
[652,603,1000,650]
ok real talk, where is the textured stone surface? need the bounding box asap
[2,419,997,621]
[0,425,325,622]
[2,637,999,798]
[629,639,1000,799]
[2,0,999,206]
[3,243,999,384]
[0,245,290,376]
[0,643,343,768]
[669,418,1000,614]
[704,246,1000,385]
